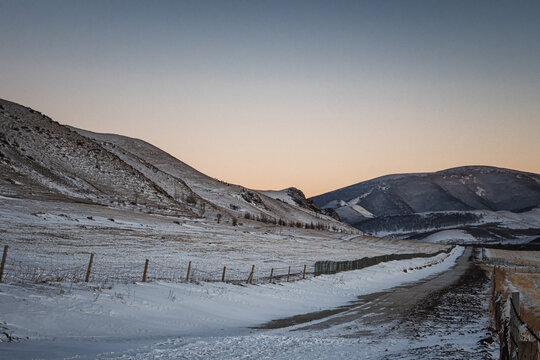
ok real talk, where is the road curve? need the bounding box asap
[257,246,473,330]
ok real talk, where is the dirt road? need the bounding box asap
[257,247,496,359]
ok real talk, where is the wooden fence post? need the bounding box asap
[519,340,538,360]
[287,266,291,282]
[494,291,510,360]
[492,267,497,296]
[186,261,192,282]
[509,292,520,360]
[142,259,149,282]
[0,245,8,283]
[303,264,306,279]
[269,268,274,283]
[222,266,226,282]
[247,265,255,284]
[85,253,94,282]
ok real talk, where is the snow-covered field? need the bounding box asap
[483,248,540,311]
[356,207,540,243]
[0,196,446,285]
[479,208,540,230]
[484,248,540,267]
[422,229,479,244]
[0,246,463,359]
[0,192,466,359]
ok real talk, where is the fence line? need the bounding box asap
[0,251,315,286]
[0,244,454,287]
[492,269,540,360]
[484,256,540,271]
[509,293,540,344]
[314,246,455,275]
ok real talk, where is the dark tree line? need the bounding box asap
[354,212,483,233]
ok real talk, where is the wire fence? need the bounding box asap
[484,256,540,271]
[493,291,540,359]
[491,268,540,360]
[0,244,455,287]
[0,245,314,286]
[509,295,540,344]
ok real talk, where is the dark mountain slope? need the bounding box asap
[312,166,540,217]
[310,166,540,243]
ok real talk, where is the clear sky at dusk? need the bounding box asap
[1,0,539,196]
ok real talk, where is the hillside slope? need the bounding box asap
[0,98,348,230]
[0,99,191,216]
[311,167,540,243]
[313,166,540,217]
[73,128,347,228]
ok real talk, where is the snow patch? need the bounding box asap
[349,204,375,218]
[475,186,486,197]
[423,230,478,244]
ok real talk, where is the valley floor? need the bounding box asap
[0,196,444,285]
[0,246,498,359]
[113,247,494,360]
[0,196,496,359]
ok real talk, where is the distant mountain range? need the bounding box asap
[311,167,540,245]
[0,99,349,232]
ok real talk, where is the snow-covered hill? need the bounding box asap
[312,166,540,216]
[0,99,189,215]
[0,98,349,231]
[311,166,540,244]
[72,128,346,229]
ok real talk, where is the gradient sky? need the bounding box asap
[1,0,539,196]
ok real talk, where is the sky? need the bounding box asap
[1,0,539,197]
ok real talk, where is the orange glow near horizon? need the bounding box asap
[8,88,537,198]
[1,2,539,197]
